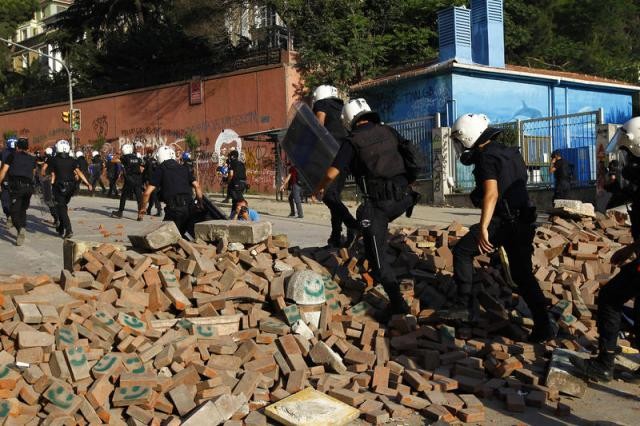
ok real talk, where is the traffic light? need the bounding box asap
[62,110,70,123]
[71,109,81,131]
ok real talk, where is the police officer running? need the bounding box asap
[226,149,247,216]
[314,99,417,317]
[111,143,144,220]
[75,150,89,192]
[139,146,203,235]
[40,147,60,227]
[570,117,640,382]
[313,85,359,247]
[143,148,162,216]
[50,140,92,238]
[440,113,554,343]
[89,151,106,195]
[1,138,17,227]
[0,138,36,245]
[106,154,120,197]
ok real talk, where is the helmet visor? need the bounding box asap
[606,127,628,155]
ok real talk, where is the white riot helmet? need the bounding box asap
[45,147,53,156]
[451,113,503,156]
[286,270,326,305]
[92,150,99,157]
[341,98,380,131]
[155,146,176,164]
[75,151,84,157]
[121,143,134,155]
[55,139,71,154]
[606,117,640,190]
[312,85,339,105]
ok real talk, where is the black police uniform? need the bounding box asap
[144,155,162,215]
[5,151,35,232]
[452,141,552,339]
[77,155,89,179]
[332,122,415,315]
[1,148,14,219]
[41,154,59,225]
[552,157,571,201]
[50,155,80,237]
[183,158,195,176]
[106,159,120,197]
[314,98,358,246]
[90,154,106,193]
[150,159,196,235]
[228,156,247,215]
[116,154,144,214]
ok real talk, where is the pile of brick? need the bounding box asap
[0,214,633,425]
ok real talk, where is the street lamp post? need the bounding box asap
[0,36,75,147]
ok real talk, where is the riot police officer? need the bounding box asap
[40,147,59,227]
[571,117,640,382]
[314,99,416,317]
[143,148,162,216]
[1,138,17,226]
[182,152,195,176]
[313,85,359,247]
[440,113,554,343]
[227,149,247,216]
[50,140,92,238]
[90,151,106,195]
[0,138,35,245]
[76,150,89,177]
[106,154,120,197]
[111,144,144,220]
[139,146,203,235]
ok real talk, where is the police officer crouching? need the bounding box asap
[50,140,92,238]
[314,99,417,318]
[440,113,554,343]
[0,138,36,245]
[112,143,144,220]
[570,117,640,382]
[139,146,204,236]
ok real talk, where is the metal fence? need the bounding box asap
[344,115,436,185]
[387,116,436,180]
[454,110,602,192]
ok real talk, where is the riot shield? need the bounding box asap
[280,102,341,191]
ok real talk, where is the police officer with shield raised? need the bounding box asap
[0,138,35,245]
[312,85,359,247]
[314,99,417,318]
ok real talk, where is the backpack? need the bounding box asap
[393,129,422,183]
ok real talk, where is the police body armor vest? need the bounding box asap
[351,124,406,180]
[124,155,142,175]
[8,152,35,182]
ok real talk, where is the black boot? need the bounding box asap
[571,349,615,382]
[438,294,478,322]
[388,293,410,316]
[528,314,558,343]
[111,210,123,218]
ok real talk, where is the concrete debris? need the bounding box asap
[0,212,634,423]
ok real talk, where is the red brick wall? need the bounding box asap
[0,63,300,193]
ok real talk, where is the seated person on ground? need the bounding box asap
[230,198,260,221]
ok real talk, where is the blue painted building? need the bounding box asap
[353,0,639,190]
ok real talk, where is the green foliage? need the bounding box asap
[2,129,16,140]
[184,132,199,152]
[92,134,106,151]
